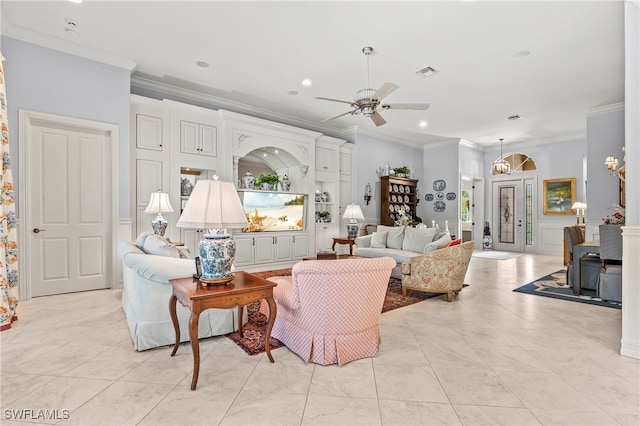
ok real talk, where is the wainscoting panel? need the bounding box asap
[537,222,567,256]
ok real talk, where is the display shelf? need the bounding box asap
[380,176,419,226]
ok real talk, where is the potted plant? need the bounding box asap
[257,172,280,191]
[316,210,331,223]
[393,166,411,178]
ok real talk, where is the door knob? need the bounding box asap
[33,228,46,233]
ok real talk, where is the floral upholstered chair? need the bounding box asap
[400,241,474,302]
[261,256,395,365]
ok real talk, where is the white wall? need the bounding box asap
[422,142,460,237]
[348,131,424,223]
[1,37,131,217]
[586,107,625,226]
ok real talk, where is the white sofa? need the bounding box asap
[354,225,451,278]
[117,233,240,351]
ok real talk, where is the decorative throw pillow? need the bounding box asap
[377,225,405,250]
[402,226,438,253]
[135,231,153,250]
[142,234,181,258]
[423,232,452,253]
[445,238,462,248]
[370,231,389,248]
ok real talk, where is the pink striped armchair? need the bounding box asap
[261,257,395,365]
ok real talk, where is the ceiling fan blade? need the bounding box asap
[321,110,354,123]
[315,96,354,106]
[382,103,430,111]
[373,82,399,101]
[370,111,387,127]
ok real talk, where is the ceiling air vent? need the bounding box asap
[506,114,521,121]
[415,66,437,78]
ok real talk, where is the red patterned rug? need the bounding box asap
[226,268,457,355]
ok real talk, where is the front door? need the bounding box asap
[492,179,523,252]
[25,113,115,297]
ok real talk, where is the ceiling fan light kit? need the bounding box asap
[315,46,429,127]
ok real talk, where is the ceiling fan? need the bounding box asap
[315,46,430,127]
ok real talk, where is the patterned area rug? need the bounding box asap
[226,268,454,355]
[513,269,621,309]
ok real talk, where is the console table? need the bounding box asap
[168,272,277,390]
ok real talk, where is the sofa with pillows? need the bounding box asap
[354,225,455,278]
[117,232,241,351]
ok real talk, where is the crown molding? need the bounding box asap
[586,102,625,117]
[131,73,342,138]
[2,23,137,71]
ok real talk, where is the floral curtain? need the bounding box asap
[0,53,19,331]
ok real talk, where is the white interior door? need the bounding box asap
[27,117,114,297]
[492,179,524,252]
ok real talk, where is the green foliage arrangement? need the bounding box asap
[394,166,411,175]
[257,172,280,185]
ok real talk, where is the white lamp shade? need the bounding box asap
[176,178,249,229]
[571,202,587,210]
[144,192,174,214]
[342,203,365,221]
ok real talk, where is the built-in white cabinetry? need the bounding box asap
[316,224,337,251]
[180,120,217,157]
[316,146,336,175]
[338,144,354,235]
[234,232,309,267]
[136,114,164,151]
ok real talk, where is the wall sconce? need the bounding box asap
[364,183,372,205]
[605,156,625,182]
[571,202,587,225]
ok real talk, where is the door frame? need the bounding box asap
[18,110,119,300]
[489,175,538,253]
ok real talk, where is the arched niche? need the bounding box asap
[233,145,310,193]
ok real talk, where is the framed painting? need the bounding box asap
[543,178,576,215]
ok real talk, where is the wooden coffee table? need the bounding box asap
[168,271,277,390]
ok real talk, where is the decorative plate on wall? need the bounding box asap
[446,192,456,200]
[425,193,434,201]
[435,192,445,200]
[433,180,446,191]
[434,201,446,212]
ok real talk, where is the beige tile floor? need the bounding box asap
[1,253,638,425]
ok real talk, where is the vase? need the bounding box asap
[181,178,193,196]
[241,171,254,189]
[482,235,492,250]
[280,175,291,191]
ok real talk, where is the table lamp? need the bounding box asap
[571,202,587,225]
[343,203,364,238]
[144,191,174,236]
[176,176,249,285]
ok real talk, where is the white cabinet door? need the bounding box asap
[234,235,255,266]
[292,233,309,259]
[255,235,275,263]
[315,146,335,173]
[136,159,163,235]
[339,152,351,177]
[274,235,292,261]
[199,124,217,157]
[180,229,203,258]
[136,114,163,151]
[181,120,217,156]
[316,224,337,252]
[180,121,200,155]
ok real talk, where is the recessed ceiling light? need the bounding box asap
[195,61,210,68]
[263,153,267,157]
[274,149,279,154]
[419,121,428,128]
[415,66,438,78]
[302,79,312,86]
[287,90,298,95]
[506,114,521,121]
[69,0,82,4]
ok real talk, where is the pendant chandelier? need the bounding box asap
[491,138,512,175]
